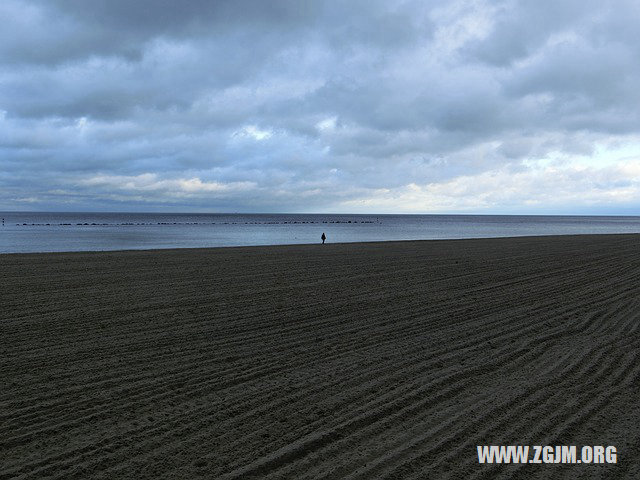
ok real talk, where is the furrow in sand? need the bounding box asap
[1,280,553,431]
[2,235,639,479]
[262,281,640,478]
[355,335,636,480]
[0,296,632,472]
[218,312,614,479]
[468,348,640,480]
[1,240,624,355]
[2,242,632,376]
[277,307,628,478]
[112,284,640,476]
[2,310,548,478]
[0,292,632,472]
[422,320,640,479]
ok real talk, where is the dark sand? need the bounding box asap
[2,235,640,479]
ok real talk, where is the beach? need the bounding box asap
[2,234,639,478]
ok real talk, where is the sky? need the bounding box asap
[2,0,640,214]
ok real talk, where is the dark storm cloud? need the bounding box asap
[461,0,600,66]
[2,0,317,65]
[2,0,640,213]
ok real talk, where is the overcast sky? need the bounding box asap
[2,0,640,214]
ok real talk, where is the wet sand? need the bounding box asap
[2,235,640,479]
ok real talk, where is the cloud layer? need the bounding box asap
[2,0,640,213]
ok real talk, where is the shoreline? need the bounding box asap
[2,231,640,256]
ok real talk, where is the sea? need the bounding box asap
[1,212,640,254]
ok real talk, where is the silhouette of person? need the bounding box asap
[321,232,326,244]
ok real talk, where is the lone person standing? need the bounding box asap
[321,232,326,244]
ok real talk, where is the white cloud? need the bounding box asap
[79,173,256,199]
[233,125,272,141]
[316,116,337,132]
[339,161,640,213]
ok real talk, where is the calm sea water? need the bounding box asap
[1,212,640,254]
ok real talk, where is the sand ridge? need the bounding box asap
[2,235,639,478]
